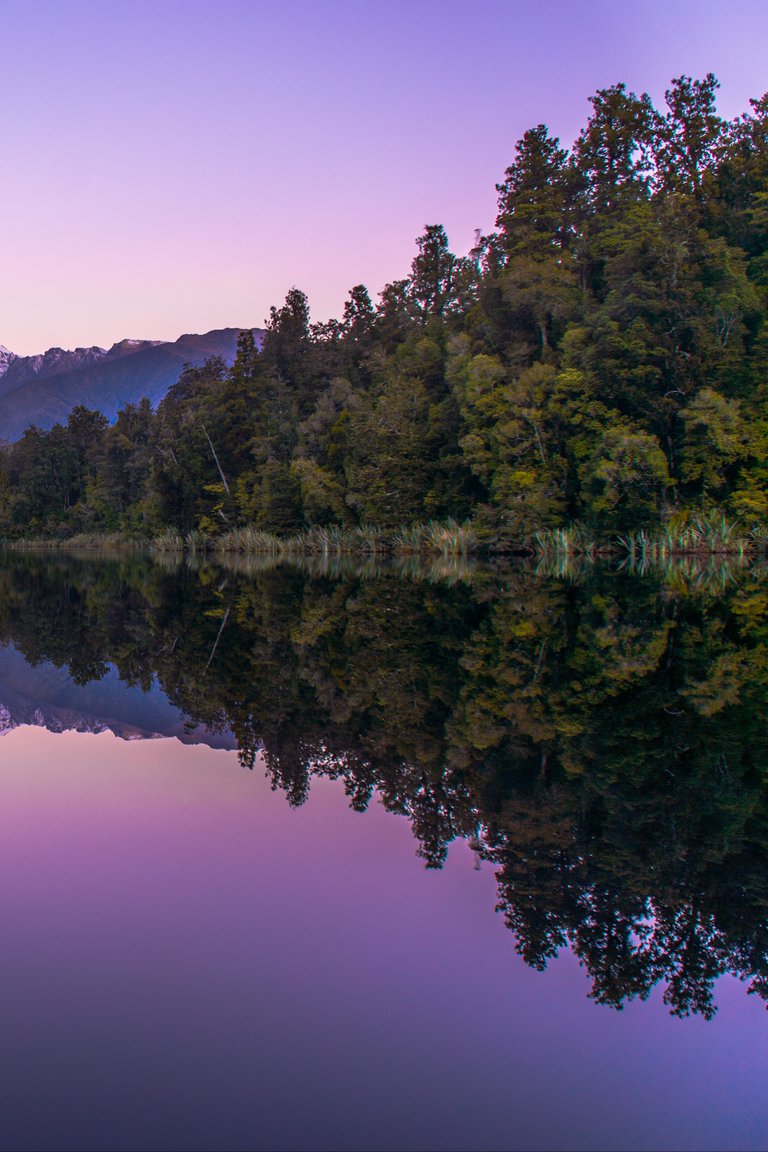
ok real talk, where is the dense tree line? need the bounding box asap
[3,74,768,542]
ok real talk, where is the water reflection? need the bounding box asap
[0,550,767,1018]
[153,546,482,585]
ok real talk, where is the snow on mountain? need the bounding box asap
[0,344,108,398]
[106,339,164,354]
[0,345,17,378]
[0,327,262,441]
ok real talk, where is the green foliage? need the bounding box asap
[345,374,436,529]
[3,73,768,546]
[581,424,671,530]
[678,387,750,499]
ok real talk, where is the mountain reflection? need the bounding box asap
[0,550,767,1019]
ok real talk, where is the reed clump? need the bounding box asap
[533,523,597,559]
[150,527,185,553]
[535,511,763,562]
[392,518,477,556]
[618,512,754,561]
[184,529,214,555]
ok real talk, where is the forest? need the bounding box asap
[2,73,768,547]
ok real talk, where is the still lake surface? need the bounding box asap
[0,550,766,1151]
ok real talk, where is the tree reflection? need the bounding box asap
[0,550,767,1016]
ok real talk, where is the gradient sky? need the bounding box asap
[0,727,766,1150]
[2,0,768,355]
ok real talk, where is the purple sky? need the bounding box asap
[0,726,765,1150]
[2,0,768,355]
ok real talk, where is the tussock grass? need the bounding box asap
[535,511,762,562]
[618,512,753,561]
[184,529,213,555]
[392,518,477,556]
[150,528,185,553]
[3,532,143,552]
[215,519,478,558]
[534,523,596,559]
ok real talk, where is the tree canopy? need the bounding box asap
[3,73,768,544]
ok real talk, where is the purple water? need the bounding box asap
[0,727,764,1151]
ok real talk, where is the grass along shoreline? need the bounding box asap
[2,511,767,561]
[155,520,479,558]
[534,512,767,561]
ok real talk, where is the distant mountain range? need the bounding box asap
[0,327,264,442]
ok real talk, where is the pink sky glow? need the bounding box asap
[1,0,767,355]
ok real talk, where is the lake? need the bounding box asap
[0,550,766,1151]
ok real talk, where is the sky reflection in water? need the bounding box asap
[0,554,766,1149]
[0,727,763,1152]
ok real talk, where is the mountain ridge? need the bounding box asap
[0,327,264,442]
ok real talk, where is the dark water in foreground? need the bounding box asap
[0,552,767,1151]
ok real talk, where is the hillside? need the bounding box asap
[0,328,264,442]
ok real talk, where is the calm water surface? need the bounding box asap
[0,552,766,1151]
